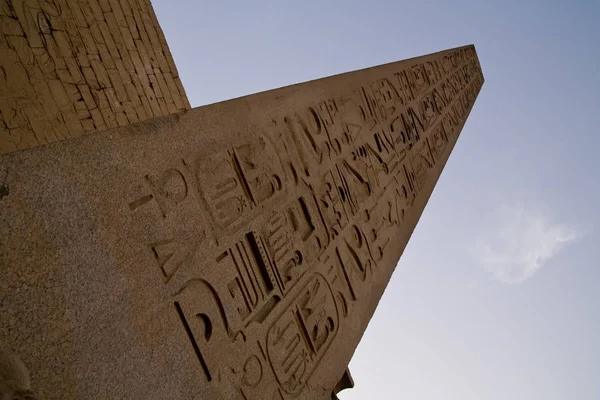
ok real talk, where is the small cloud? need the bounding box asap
[472,203,582,284]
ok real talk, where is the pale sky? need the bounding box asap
[152,1,600,398]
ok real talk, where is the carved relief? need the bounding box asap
[339,224,374,290]
[234,137,285,205]
[362,187,402,264]
[392,172,414,225]
[362,128,400,190]
[316,100,338,129]
[266,274,338,395]
[129,165,193,219]
[337,152,374,215]
[418,92,440,131]
[394,70,415,104]
[409,134,434,191]
[190,136,285,231]
[431,88,448,116]
[407,64,430,99]
[120,45,483,399]
[151,235,203,284]
[174,278,234,382]
[424,60,442,86]
[336,96,367,148]
[371,78,401,115]
[217,233,281,328]
[322,249,351,319]
[427,123,449,164]
[283,107,331,178]
[241,354,263,388]
[261,195,329,294]
[315,170,350,240]
[146,168,190,217]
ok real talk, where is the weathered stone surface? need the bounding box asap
[0,45,484,399]
[0,0,190,154]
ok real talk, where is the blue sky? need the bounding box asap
[153,1,600,398]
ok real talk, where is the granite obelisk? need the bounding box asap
[0,2,484,399]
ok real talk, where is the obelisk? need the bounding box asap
[0,2,484,399]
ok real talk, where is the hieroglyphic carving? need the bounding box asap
[218,233,281,327]
[190,135,285,232]
[261,194,329,293]
[174,278,234,382]
[266,274,338,395]
[122,45,483,399]
[129,166,190,218]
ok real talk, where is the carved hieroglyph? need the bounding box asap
[0,45,484,399]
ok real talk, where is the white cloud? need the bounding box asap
[472,203,582,284]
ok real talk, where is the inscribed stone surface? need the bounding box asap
[0,45,484,399]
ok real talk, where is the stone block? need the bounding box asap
[88,0,106,21]
[98,0,112,13]
[123,102,139,123]
[90,59,112,89]
[81,66,101,90]
[78,84,97,109]
[108,67,129,102]
[0,15,23,36]
[100,106,117,128]
[47,80,70,108]
[81,117,95,132]
[90,107,106,130]
[7,35,34,65]
[108,0,128,27]
[126,15,140,40]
